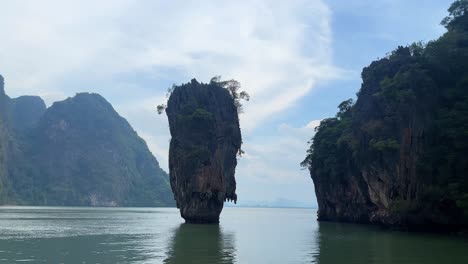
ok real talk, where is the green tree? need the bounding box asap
[441,0,468,29]
[158,77,250,114]
[210,76,250,113]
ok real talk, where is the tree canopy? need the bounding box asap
[157,77,249,114]
[442,0,468,29]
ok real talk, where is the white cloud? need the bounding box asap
[306,119,322,130]
[235,120,321,205]
[0,0,335,205]
[0,1,134,99]
[0,0,337,119]
[240,120,321,182]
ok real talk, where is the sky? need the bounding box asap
[0,0,454,207]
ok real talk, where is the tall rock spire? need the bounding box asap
[166,79,242,223]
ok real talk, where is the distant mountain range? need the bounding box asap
[227,198,317,209]
[0,75,174,207]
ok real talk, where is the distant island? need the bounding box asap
[227,198,317,209]
[0,77,174,207]
[302,0,468,232]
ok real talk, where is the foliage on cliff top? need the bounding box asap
[157,77,249,114]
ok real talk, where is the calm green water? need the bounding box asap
[0,207,467,263]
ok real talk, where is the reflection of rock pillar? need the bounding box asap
[164,224,236,264]
[166,79,241,223]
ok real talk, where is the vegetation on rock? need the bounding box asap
[302,0,468,231]
[157,76,249,114]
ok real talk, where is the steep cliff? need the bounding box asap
[166,79,242,223]
[22,93,174,206]
[303,2,468,231]
[0,88,48,204]
[0,80,174,206]
[0,75,7,202]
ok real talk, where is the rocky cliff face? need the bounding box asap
[166,79,241,223]
[0,75,7,202]
[304,8,468,231]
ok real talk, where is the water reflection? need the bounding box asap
[0,234,160,263]
[1,207,467,263]
[314,222,468,264]
[164,224,236,264]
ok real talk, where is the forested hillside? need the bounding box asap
[0,78,174,207]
